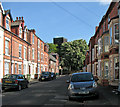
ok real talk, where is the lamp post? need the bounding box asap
[118,1,120,93]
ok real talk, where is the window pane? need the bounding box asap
[110,27,112,45]
[114,24,119,44]
[114,57,119,79]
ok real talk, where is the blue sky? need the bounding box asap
[2,2,110,44]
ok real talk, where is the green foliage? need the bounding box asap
[47,43,58,53]
[60,39,88,72]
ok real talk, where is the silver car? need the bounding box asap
[67,72,99,100]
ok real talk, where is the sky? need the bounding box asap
[2,2,110,44]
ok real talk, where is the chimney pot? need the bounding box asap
[16,17,18,20]
[19,17,21,20]
[22,16,23,20]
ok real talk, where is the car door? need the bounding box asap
[17,75,24,87]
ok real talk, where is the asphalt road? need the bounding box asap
[2,75,120,106]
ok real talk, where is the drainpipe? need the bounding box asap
[118,1,120,92]
[11,34,13,74]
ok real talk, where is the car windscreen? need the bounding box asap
[42,72,49,75]
[3,75,18,79]
[71,73,94,82]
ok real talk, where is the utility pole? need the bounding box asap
[118,1,120,93]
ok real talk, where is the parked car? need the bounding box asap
[67,72,99,100]
[39,72,51,81]
[2,74,29,91]
[51,72,56,80]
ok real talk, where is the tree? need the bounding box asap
[60,39,88,72]
[47,43,58,53]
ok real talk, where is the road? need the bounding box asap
[2,75,120,106]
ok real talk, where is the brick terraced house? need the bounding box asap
[83,2,119,86]
[0,2,59,81]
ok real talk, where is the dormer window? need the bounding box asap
[19,26,22,38]
[6,17,10,30]
[24,29,27,41]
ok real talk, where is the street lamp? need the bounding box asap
[118,1,120,93]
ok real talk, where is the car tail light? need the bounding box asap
[15,80,18,84]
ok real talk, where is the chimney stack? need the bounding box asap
[19,17,21,20]
[16,17,18,20]
[22,16,23,20]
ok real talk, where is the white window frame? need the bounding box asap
[4,62,9,75]
[110,27,112,45]
[114,23,119,44]
[98,38,101,55]
[41,42,43,51]
[114,57,119,80]
[15,63,17,74]
[41,53,43,62]
[23,64,26,75]
[24,29,27,41]
[104,36,109,52]
[38,39,40,48]
[18,64,22,74]
[6,17,10,31]
[38,64,40,74]
[92,48,94,61]
[104,61,109,79]
[5,39,9,56]
[24,46,26,60]
[19,44,22,59]
[38,51,40,61]
[19,26,22,38]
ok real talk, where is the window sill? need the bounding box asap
[19,57,22,59]
[5,54,10,57]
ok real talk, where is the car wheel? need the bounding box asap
[68,96,73,101]
[26,83,28,88]
[94,93,99,99]
[18,85,22,91]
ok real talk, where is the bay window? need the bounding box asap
[104,36,109,52]
[92,48,94,61]
[114,23,119,44]
[104,61,109,79]
[110,27,112,45]
[114,57,119,79]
